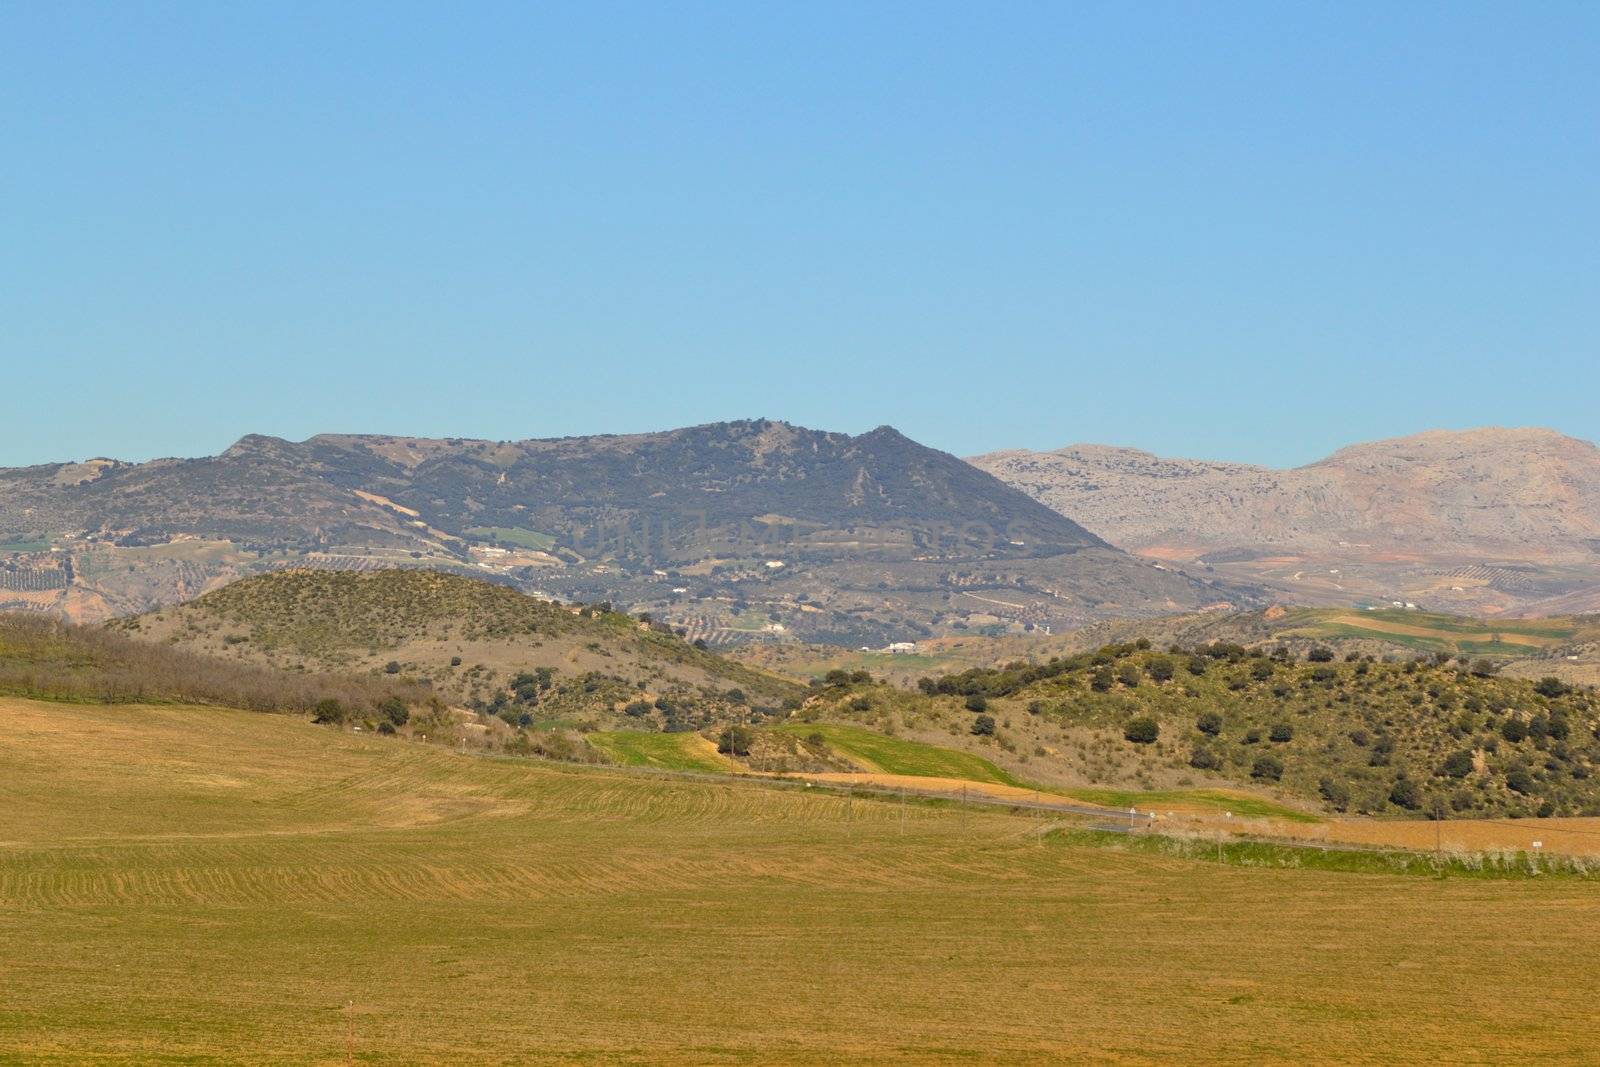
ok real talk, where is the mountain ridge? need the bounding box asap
[970,426,1600,616]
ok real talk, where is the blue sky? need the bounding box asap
[3,2,1596,469]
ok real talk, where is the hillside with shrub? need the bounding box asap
[115,569,802,731]
[0,612,427,716]
[793,642,1600,819]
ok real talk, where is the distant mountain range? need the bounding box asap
[0,420,1242,638]
[971,427,1600,616]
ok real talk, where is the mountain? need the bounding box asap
[1,420,1248,637]
[971,427,1600,616]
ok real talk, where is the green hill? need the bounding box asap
[113,569,803,730]
[798,641,1600,820]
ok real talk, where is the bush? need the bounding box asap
[717,725,753,756]
[1439,750,1475,778]
[312,698,346,724]
[377,696,409,727]
[1186,656,1208,676]
[1251,755,1283,781]
[1195,711,1223,736]
[1389,776,1422,810]
[964,693,988,713]
[1505,767,1536,795]
[1500,718,1528,743]
[1147,657,1175,683]
[384,661,402,675]
[1269,723,1294,743]
[1534,676,1569,698]
[1116,663,1142,688]
[1189,746,1221,770]
[1318,777,1351,811]
[1124,717,1159,744]
[1307,646,1335,663]
[970,714,996,737]
[1090,667,1115,692]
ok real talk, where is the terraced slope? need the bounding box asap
[6,696,1600,1062]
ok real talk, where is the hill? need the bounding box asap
[793,640,1600,820]
[116,568,803,729]
[0,420,1250,637]
[971,426,1600,616]
[7,694,1600,1061]
[0,611,427,715]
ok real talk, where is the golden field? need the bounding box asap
[3,696,1599,1064]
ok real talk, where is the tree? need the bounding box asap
[377,697,409,727]
[1250,755,1283,781]
[312,698,345,724]
[1534,676,1569,698]
[1389,776,1423,810]
[1195,711,1223,736]
[970,714,996,737]
[1124,717,1159,744]
[717,725,753,756]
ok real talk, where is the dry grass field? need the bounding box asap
[5,696,1600,1064]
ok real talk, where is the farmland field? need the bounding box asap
[5,697,1600,1063]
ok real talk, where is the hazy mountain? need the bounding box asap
[971,427,1600,615]
[1,420,1249,636]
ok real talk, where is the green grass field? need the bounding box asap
[588,729,736,773]
[776,722,1026,786]
[0,540,51,554]
[6,696,1600,1063]
[463,525,557,550]
[1282,608,1584,657]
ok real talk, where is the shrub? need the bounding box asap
[1269,723,1294,743]
[377,696,409,727]
[1307,646,1335,663]
[717,725,754,756]
[970,714,996,737]
[384,661,402,674]
[1318,777,1351,811]
[1195,711,1223,736]
[312,698,346,724]
[1186,656,1208,676]
[1147,657,1175,683]
[1505,767,1536,795]
[1500,718,1528,743]
[964,693,988,713]
[1439,750,1475,778]
[1117,664,1142,688]
[1189,746,1221,770]
[1389,776,1422,810]
[449,656,463,667]
[1124,717,1159,744]
[1251,755,1283,781]
[1090,667,1115,692]
[1534,677,1569,698]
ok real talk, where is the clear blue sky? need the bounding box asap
[4,2,1596,469]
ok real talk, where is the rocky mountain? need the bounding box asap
[1,420,1248,637]
[971,427,1600,616]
